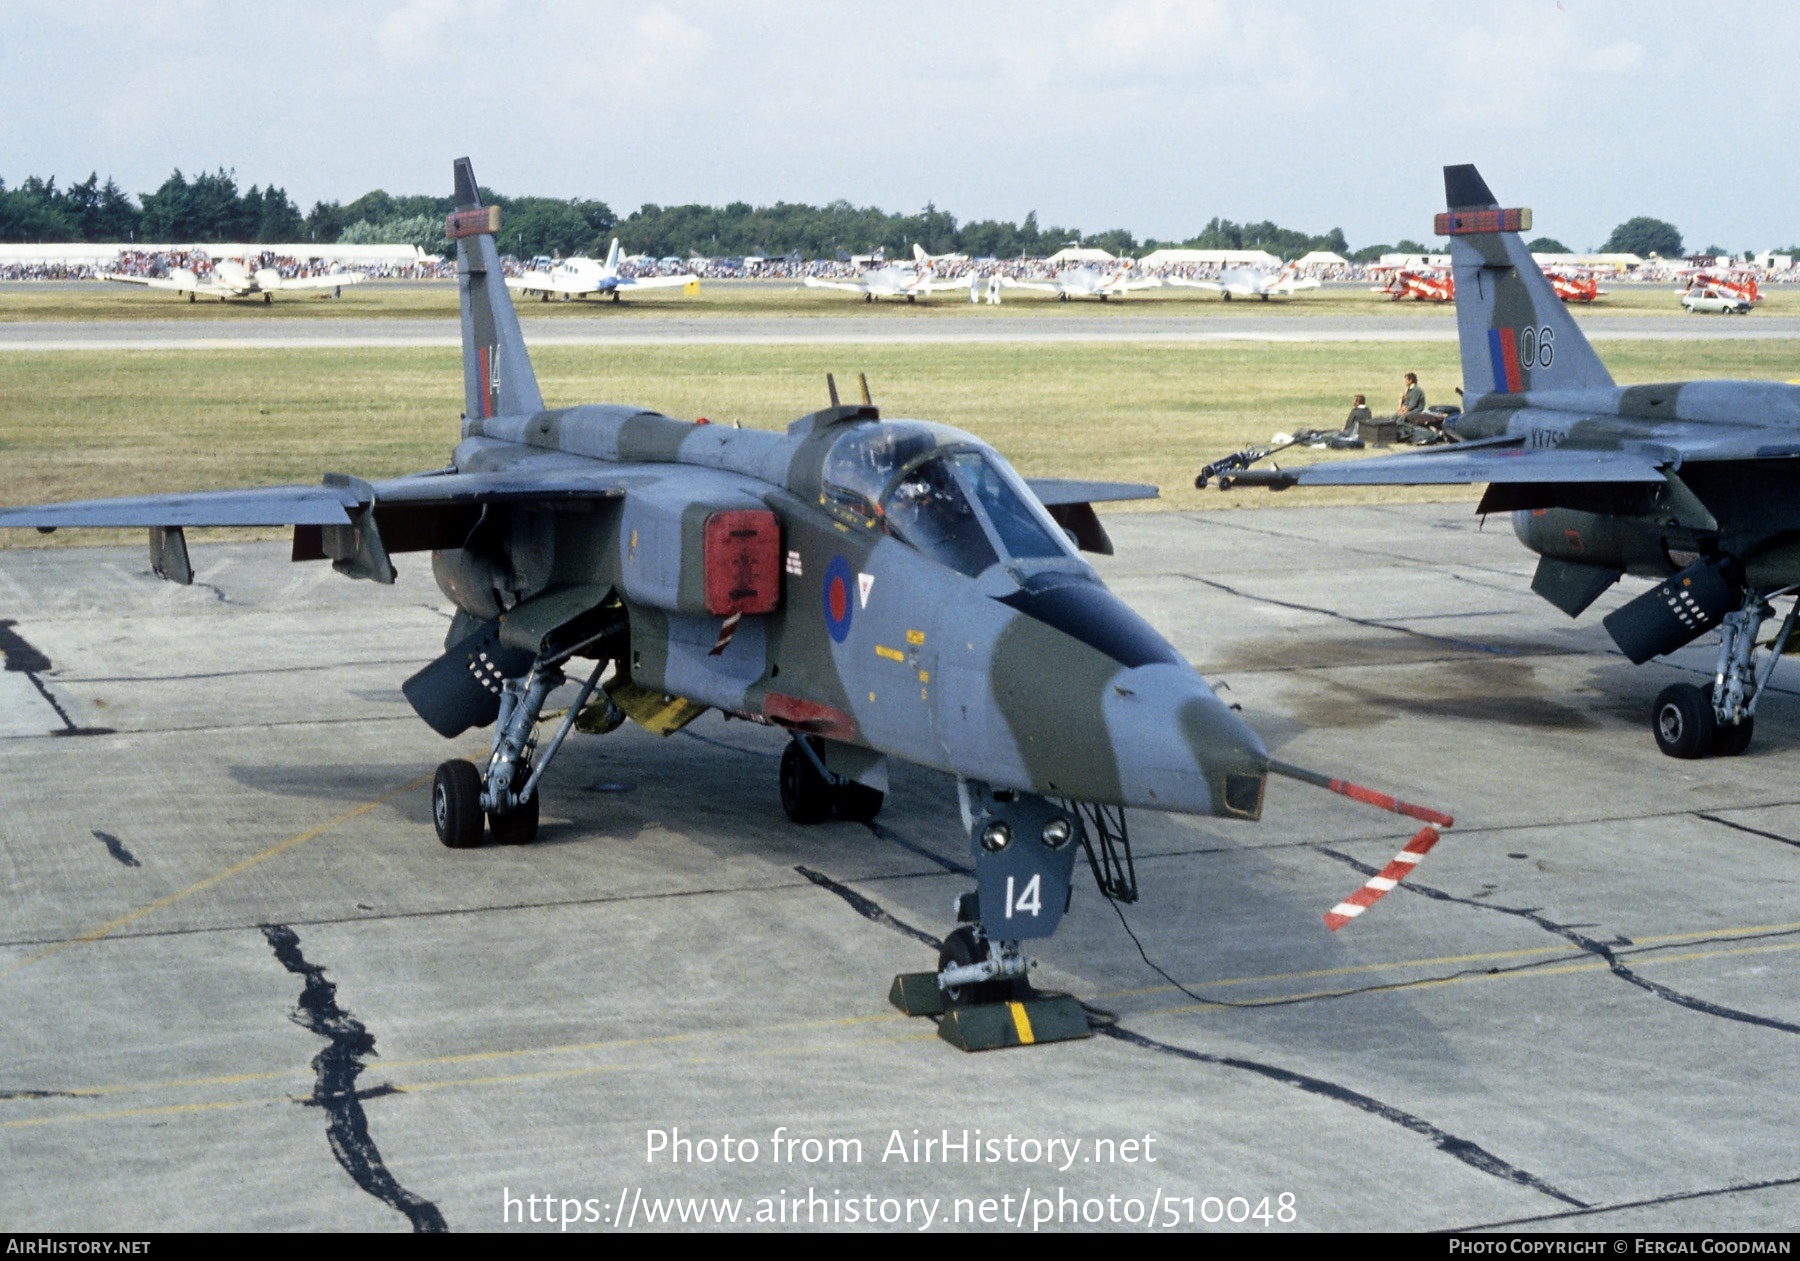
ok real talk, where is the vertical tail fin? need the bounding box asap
[1442,163,1612,401]
[451,158,543,421]
[605,237,622,270]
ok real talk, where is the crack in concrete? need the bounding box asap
[261,923,447,1233]
[796,863,1583,1207]
[794,866,942,948]
[1315,845,1800,1037]
[1695,811,1800,852]
[1098,1024,1586,1207]
[91,830,140,868]
[1456,1170,1800,1230]
[1175,574,1520,657]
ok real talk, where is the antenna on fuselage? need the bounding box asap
[826,373,840,408]
[858,373,873,405]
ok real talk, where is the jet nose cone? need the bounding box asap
[1103,664,1268,818]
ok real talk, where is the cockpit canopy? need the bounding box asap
[821,421,1075,576]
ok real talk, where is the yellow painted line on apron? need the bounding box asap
[0,774,429,982]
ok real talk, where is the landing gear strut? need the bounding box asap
[888,781,1095,1051]
[432,654,609,848]
[1654,586,1797,758]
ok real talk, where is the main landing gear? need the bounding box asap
[1653,586,1798,759]
[434,654,612,848]
[778,736,884,824]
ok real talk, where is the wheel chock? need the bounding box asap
[889,972,945,1017]
[937,995,1092,1053]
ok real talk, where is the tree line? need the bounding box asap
[0,166,1741,261]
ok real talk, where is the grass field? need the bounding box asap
[4,337,1799,549]
[2,278,1789,322]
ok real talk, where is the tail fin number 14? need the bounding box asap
[1005,874,1042,918]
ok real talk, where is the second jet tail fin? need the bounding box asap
[1441,164,1612,402]
[451,157,544,421]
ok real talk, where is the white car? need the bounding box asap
[1682,289,1753,314]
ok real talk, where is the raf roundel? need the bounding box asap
[823,554,855,643]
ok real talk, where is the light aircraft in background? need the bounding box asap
[1544,269,1607,304]
[1370,266,1454,302]
[1163,261,1321,302]
[803,245,967,302]
[102,258,363,304]
[1002,263,1162,302]
[506,239,700,303]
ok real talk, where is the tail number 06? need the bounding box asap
[1519,324,1555,370]
[1004,874,1041,918]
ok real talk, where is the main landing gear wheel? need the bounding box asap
[1653,683,1714,759]
[433,759,484,849]
[834,780,885,823]
[937,926,1020,1008]
[779,739,833,824]
[488,789,540,846]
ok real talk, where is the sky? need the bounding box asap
[5,0,1799,253]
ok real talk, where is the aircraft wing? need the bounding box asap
[278,273,363,292]
[618,274,701,293]
[1223,445,1669,489]
[1026,478,1159,506]
[506,274,563,294]
[101,272,196,293]
[1102,277,1162,294]
[1023,478,1159,556]
[1161,276,1223,292]
[803,276,868,294]
[0,468,631,531]
[1000,277,1060,293]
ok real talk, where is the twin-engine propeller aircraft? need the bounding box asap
[1163,261,1321,302]
[1002,262,1162,302]
[802,245,966,302]
[505,238,700,302]
[102,257,363,303]
[1209,164,1800,761]
[2,159,1453,1048]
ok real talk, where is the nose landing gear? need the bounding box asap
[888,781,1096,1051]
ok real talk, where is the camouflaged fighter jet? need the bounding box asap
[2,160,1450,1030]
[1208,164,1800,761]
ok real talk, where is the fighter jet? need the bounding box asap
[505,238,700,302]
[1163,261,1321,302]
[1003,262,1162,302]
[2,159,1449,1040]
[1207,163,1800,761]
[802,245,965,302]
[102,256,363,303]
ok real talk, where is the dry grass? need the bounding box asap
[2,338,1797,548]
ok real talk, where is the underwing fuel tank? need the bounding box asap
[1511,508,1678,579]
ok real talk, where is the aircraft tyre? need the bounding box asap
[937,926,1019,1008]
[1713,717,1755,756]
[779,739,833,824]
[434,759,485,848]
[1653,683,1715,759]
[488,789,540,845]
[263,293,271,304]
[1702,684,1755,755]
[834,780,884,823]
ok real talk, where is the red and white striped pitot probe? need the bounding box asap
[1267,759,1455,932]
